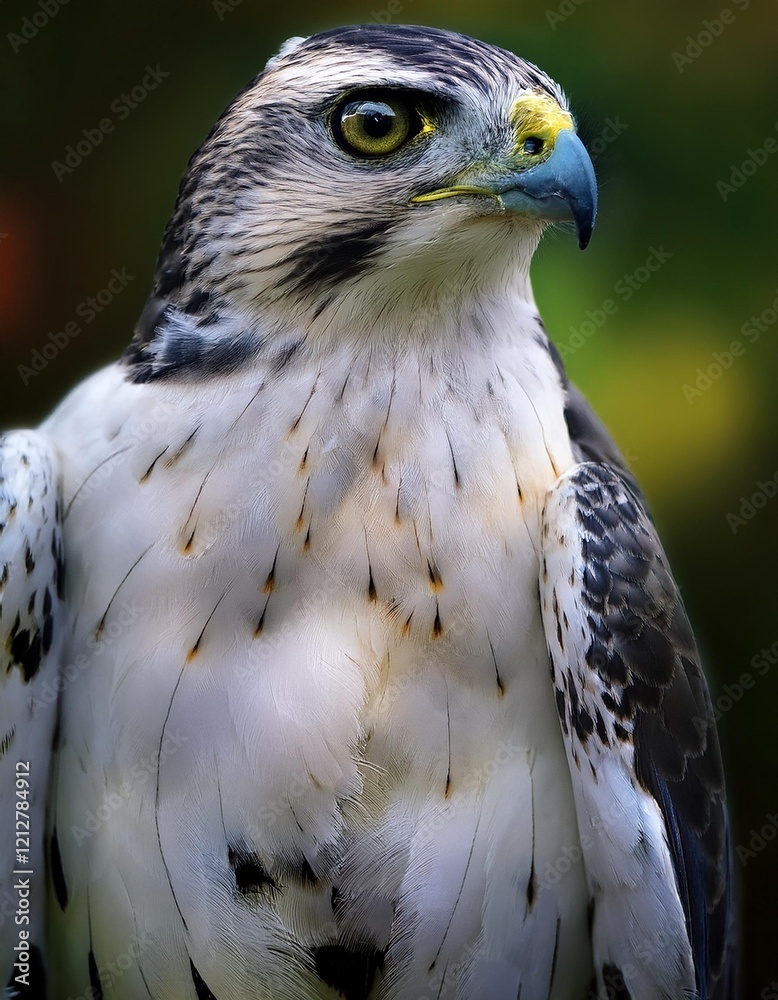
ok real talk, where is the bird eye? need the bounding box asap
[523,136,545,155]
[332,94,419,158]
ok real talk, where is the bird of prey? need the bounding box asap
[0,24,735,1000]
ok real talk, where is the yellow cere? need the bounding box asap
[511,92,574,161]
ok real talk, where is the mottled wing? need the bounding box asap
[539,455,735,1000]
[0,432,64,996]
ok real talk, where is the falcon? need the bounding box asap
[0,24,735,1000]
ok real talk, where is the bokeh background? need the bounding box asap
[1,0,776,993]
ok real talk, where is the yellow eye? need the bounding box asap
[333,95,417,158]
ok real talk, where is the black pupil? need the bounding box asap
[360,104,394,138]
[524,137,544,154]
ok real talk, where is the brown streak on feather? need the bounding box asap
[445,430,461,489]
[372,376,396,473]
[140,446,169,483]
[263,547,280,594]
[336,371,350,402]
[290,373,320,433]
[488,634,505,697]
[229,381,267,431]
[526,766,537,914]
[254,600,269,637]
[188,587,230,662]
[95,544,154,640]
[296,480,310,531]
[365,531,377,602]
[183,524,198,554]
[165,425,200,468]
[183,464,217,535]
[433,602,442,638]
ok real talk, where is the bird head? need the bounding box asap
[129,25,596,374]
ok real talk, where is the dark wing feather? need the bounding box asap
[543,349,737,998]
[0,431,64,993]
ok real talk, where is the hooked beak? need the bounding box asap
[411,128,598,250]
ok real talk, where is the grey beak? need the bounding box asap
[495,130,598,249]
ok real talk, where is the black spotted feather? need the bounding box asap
[539,355,736,999]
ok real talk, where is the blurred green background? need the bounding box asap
[1,0,775,992]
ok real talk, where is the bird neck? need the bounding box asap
[124,234,543,383]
